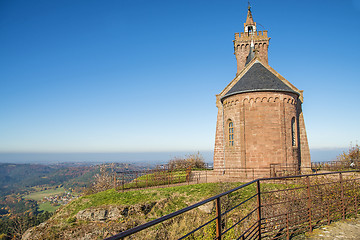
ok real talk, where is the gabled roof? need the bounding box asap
[219,58,302,102]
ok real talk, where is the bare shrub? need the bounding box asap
[337,143,360,168]
[86,164,115,194]
[168,152,206,170]
[168,157,188,170]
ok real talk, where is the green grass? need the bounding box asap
[24,187,66,201]
[58,181,289,224]
[123,170,188,189]
[45,181,294,240]
[38,202,61,212]
[63,182,247,217]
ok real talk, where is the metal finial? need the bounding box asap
[248,1,251,11]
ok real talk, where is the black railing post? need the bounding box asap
[216,197,222,240]
[286,212,289,240]
[170,170,173,184]
[136,172,138,188]
[340,172,345,220]
[306,176,312,232]
[257,180,262,239]
[113,173,116,189]
[355,194,358,217]
[122,174,124,192]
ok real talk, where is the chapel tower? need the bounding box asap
[234,6,270,74]
[213,6,311,179]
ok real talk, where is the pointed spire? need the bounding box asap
[245,3,255,26]
[244,2,256,34]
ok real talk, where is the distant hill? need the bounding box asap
[0,163,97,196]
[0,162,152,239]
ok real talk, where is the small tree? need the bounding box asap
[8,214,30,239]
[337,143,360,167]
[168,152,206,170]
[86,164,115,194]
[185,152,206,169]
[168,157,188,170]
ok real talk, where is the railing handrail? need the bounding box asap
[105,170,360,240]
[258,170,359,181]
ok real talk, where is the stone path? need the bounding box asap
[294,218,360,239]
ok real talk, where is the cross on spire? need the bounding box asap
[245,3,255,27]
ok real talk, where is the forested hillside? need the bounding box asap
[0,162,149,239]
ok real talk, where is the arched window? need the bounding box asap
[228,121,234,146]
[291,117,296,146]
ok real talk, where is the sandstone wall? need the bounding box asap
[234,31,270,74]
[214,91,306,177]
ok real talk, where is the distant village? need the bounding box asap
[42,191,77,206]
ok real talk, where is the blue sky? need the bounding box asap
[1,0,359,160]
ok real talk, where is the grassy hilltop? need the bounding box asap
[23,181,255,239]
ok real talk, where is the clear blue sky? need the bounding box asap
[1,0,360,157]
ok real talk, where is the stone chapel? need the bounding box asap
[213,6,311,178]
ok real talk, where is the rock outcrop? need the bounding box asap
[75,203,155,222]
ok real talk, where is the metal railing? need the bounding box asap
[114,165,313,191]
[115,166,208,191]
[105,170,360,240]
[312,159,359,172]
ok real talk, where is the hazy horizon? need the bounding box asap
[0,147,347,165]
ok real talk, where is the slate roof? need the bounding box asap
[222,62,298,100]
